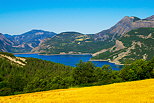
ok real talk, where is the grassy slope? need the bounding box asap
[0,79,154,103]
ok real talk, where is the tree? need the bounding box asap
[147,57,154,78]
[120,59,153,81]
[73,61,96,84]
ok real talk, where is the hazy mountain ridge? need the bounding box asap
[12,30,56,45]
[0,33,14,52]
[3,30,57,53]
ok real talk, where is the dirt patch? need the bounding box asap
[0,54,26,66]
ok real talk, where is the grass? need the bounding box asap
[0,79,154,103]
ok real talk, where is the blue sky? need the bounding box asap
[0,0,154,35]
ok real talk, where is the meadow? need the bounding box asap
[0,79,153,103]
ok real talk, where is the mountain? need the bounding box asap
[145,15,154,20]
[95,15,154,41]
[1,15,154,55]
[12,29,56,45]
[0,33,14,52]
[4,30,57,53]
[92,28,154,64]
[33,15,154,55]
[32,32,114,54]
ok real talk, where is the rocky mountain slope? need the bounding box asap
[95,15,154,41]
[4,30,57,53]
[92,28,154,64]
[0,33,14,52]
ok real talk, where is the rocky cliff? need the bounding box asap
[95,15,154,41]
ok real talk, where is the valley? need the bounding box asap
[1,15,154,64]
[1,1,154,102]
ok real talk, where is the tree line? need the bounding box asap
[0,53,153,96]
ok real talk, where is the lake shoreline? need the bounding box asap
[89,59,124,66]
[38,53,92,56]
[13,52,92,56]
[14,53,122,70]
[13,53,124,65]
[13,52,39,54]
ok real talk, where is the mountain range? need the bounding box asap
[0,15,154,63]
[33,15,154,60]
[1,30,56,53]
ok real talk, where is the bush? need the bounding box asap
[0,88,12,96]
[120,59,153,81]
[73,61,96,84]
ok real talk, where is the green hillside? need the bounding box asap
[92,28,154,64]
[33,32,114,54]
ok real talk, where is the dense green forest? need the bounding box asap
[0,52,153,96]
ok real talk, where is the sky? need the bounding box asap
[0,0,154,35]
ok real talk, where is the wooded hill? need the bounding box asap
[0,52,153,96]
[33,32,114,54]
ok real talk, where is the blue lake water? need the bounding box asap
[14,54,122,70]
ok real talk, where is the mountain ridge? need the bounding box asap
[1,15,154,62]
[95,15,154,41]
[92,27,154,64]
[3,30,57,53]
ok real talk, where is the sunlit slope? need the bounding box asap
[0,79,154,103]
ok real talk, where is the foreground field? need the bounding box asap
[0,79,154,103]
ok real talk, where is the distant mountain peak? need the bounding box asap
[2,30,57,53]
[145,15,154,20]
[60,31,83,35]
[30,29,48,32]
[95,15,154,41]
[120,16,141,22]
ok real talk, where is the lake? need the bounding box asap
[14,54,122,70]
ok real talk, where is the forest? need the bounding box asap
[0,52,153,96]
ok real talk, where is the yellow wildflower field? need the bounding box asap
[0,79,154,103]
